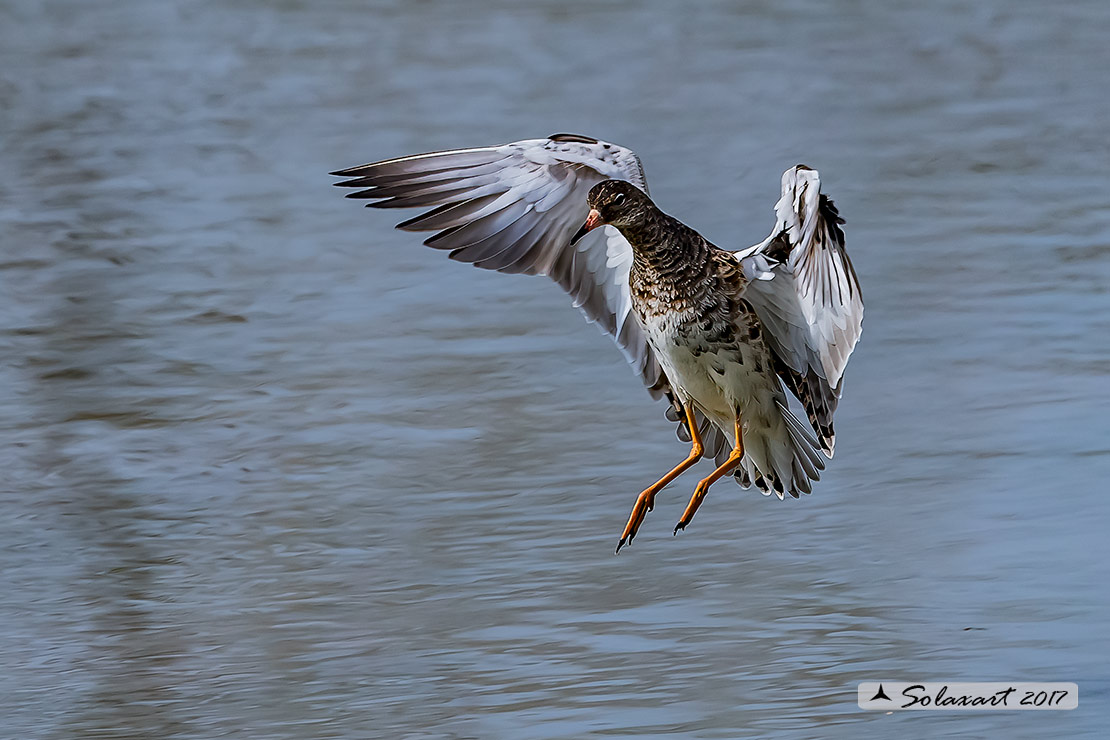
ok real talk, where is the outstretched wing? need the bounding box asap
[332,134,664,394]
[333,134,732,460]
[735,165,863,456]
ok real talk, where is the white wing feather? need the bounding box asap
[735,165,863,454]
[332,135,663,395]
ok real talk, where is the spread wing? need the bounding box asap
[332,134,663,393]
[735,165,863,456]
[332,134,730,460]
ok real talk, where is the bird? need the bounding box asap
[331,133,863,552]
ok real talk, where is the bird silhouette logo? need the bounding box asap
[870,684,892,701]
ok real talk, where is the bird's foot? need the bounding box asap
[673,483,708,536]
[615,490,655,554]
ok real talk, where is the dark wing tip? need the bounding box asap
[332,176,377,188]
[819,193,846,226]
[548,133,599,144]
[330,165,369,177]
[393,201,457,231]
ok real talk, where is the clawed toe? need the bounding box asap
[615,491,655,554]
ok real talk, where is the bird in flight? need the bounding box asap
[332,134,862,552]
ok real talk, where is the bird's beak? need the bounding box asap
[571,208,603,245]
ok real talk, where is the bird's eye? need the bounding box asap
[612,193,626,206]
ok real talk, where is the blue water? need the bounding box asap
[1,0,1107,737]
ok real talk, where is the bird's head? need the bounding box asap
[571,180,652,244]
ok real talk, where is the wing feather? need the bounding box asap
[736,166,863,456]
[331,136,669,401]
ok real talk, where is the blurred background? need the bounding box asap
[1,0,1108,737]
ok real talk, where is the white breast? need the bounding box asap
[640,311,732,418]
[639,310,783,431]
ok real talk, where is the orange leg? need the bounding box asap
[674,416,745,535]
[615,403,703,554]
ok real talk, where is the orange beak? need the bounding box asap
[571,208,603,245]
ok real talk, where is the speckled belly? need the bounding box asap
[640,310,778,433]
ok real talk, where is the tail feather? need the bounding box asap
[730,401,824,499]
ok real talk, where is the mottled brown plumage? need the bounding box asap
[579,181,827,548]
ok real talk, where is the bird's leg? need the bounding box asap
[615,403,703,554]
[674,416,745,535]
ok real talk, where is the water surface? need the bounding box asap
[1,1,1108,737]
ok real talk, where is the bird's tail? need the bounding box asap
[725,400,825,498]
